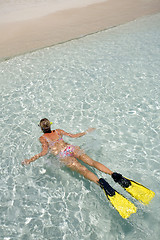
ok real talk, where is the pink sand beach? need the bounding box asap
[0,0,160,61]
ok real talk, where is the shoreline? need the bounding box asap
[0,0,160,61]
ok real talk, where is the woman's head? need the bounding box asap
[39,118,51,133]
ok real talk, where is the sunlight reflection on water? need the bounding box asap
[0,13,160,240]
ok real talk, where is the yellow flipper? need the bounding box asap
[99,178,137,219]
[112,173,155,205]
[125,179,155,205]
[106,191,137,219]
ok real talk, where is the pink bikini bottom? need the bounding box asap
[58,145,75,158]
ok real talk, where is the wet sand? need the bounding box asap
[0,0,160,61]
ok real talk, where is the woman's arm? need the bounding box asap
[57,128,95,138]
[22,136,49,165]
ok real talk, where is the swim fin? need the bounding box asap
[99,178,137,219]
[112,172,155,205]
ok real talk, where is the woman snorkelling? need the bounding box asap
[22,118,113,184]
[22,118,154,218]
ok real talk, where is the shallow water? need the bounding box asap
[0,13,160,240]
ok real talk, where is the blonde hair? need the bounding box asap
[39,118,51,133]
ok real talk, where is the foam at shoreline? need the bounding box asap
[0,0,160,61]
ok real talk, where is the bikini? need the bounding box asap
[43,130,75,158]
[58,145,75,158]
[43,130,63,147]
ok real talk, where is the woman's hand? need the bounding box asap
[86,128,96,133]
[22,159,30,165]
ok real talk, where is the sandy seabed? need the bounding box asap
[0,0,160,61]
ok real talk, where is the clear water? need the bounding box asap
[0,13,160,240]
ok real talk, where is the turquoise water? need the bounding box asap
[0,13,160,239]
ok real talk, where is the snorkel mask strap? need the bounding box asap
[38,121,53,128]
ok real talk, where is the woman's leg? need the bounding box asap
[60,156,99,184]
[74,147,113,175]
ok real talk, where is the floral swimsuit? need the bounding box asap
[43,130,75,158]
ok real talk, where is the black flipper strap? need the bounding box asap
[112,172,131,188]
[99,178,115,197]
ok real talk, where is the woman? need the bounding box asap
[22,118,113,185]
[22,118,154,218]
